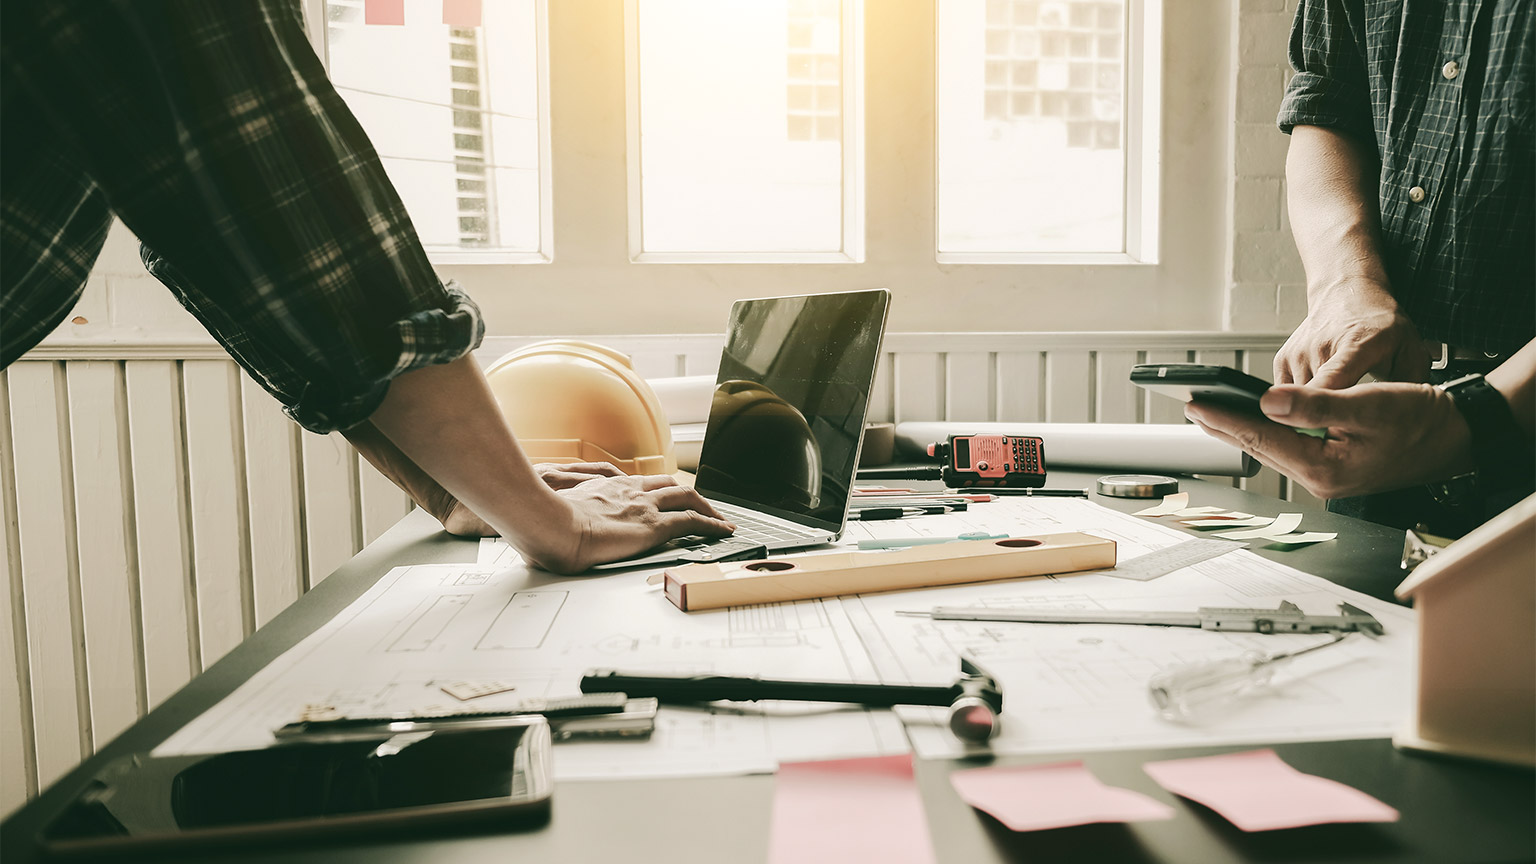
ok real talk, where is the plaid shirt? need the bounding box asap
[1,0,483,432]
[1278,0,1534,357]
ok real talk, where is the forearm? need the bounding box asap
[364,355,577,562]
[1286,125,1390,297]
[1486,341,1536,440]
[341,420,459,527]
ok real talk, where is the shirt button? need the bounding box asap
[1442,60,1460,79]
[1408,185,1427,203]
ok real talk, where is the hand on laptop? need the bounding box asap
[535,461,626,490]
[434,462,688,539]
[543,474,736,572]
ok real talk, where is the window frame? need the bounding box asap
[311,0,556,265]
[301,0,1238,342]
[622,0,867,264]
[933,0,1162,265]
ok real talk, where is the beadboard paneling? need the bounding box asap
[5,330,1313,813]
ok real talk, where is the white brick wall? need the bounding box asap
[55,220,203,342]
[1227,0,1308,332]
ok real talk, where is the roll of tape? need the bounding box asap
[1096,474,1180,498]
[859,422,896,467]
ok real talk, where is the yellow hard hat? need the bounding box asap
[484,340,677,476]
[695,380,821,509]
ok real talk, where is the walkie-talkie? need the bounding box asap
[927,434,1047,489]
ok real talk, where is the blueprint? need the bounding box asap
[154,562,908,779]
[160,498,1415,774]
[839,498,1415,759]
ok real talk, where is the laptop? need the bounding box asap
[590,289,891,571]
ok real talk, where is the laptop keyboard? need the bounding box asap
[674,505,820,548]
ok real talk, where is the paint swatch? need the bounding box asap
[950,761,1174,831]
[770,754,935,864]
[1143,749,1398,831]
[442,0,483,27]
[364,0,405,25]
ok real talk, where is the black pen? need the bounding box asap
[965,487,1089,498]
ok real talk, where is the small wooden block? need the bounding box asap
[663,532,1116,612]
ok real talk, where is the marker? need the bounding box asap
[857,532,1009,550]
[971,487,1089,498]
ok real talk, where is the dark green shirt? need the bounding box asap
[1278,0,1533,357]
[1,1,482,432]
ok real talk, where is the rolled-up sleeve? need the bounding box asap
[4,0,483,432]
[1277,0,1375,140]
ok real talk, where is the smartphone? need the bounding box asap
[39,719,552,858]
[1130,363,1272,413]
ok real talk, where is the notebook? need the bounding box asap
[590,289,891,571]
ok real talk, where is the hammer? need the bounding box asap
[579,656,1004,743]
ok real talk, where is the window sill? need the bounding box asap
[934,251,1156,266]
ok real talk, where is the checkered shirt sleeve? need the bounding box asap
[1278,0,1376,140]
[0,0,483,432]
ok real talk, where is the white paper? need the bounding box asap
[155,563,908,779]
[837,499,1414,760]
[476,537,520,568]
[164,498,1411,777]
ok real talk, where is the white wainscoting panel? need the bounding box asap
[6,331,1320,813]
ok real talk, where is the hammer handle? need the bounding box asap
[581,669,956,708]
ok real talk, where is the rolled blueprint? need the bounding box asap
[894,422,1257,477]
[647,375,716,426]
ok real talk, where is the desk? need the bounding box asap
[3,472,1532,863]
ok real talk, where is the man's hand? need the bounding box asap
[524,474,735,574]
[1184,382,1471,500]
[436,461,626,537]
[1275,278,1429,388]
[534,461,625,490]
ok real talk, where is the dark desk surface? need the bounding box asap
[4,472,1533,863]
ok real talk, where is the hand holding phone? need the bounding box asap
[1130,364,1327,438]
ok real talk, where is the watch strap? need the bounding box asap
[1433,374,1533,502]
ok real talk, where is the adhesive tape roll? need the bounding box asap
[859,422,896,467]
[1096,474,1180,498]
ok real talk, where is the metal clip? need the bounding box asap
[1401,526,1453,572]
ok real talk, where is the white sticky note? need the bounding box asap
[1134,493,1190,516]
[1181,515,1274,528]
[1214,513,1305,540]
[1261,532,1337,546]
[1170,506,1232,517]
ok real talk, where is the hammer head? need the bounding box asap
[948,656,1004,743]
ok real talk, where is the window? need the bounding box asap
[324,0,550,261]
[627,0,864,260]
[936,0,1159,260]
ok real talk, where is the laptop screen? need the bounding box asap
[695,290,890,532]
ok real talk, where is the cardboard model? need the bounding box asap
[1393,493,1536,767]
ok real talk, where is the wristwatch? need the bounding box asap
[1428,373,1531,506]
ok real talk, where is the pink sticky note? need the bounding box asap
[1143,749,1399,832]
[770,755,935,864]
[364,0,405,25]
[442,0,482,27]
[950,761,1175,832]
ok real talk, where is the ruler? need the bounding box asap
[1102,538,1244,582]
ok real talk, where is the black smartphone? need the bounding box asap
[38,720,552,858]
[1130,363,1272,413]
